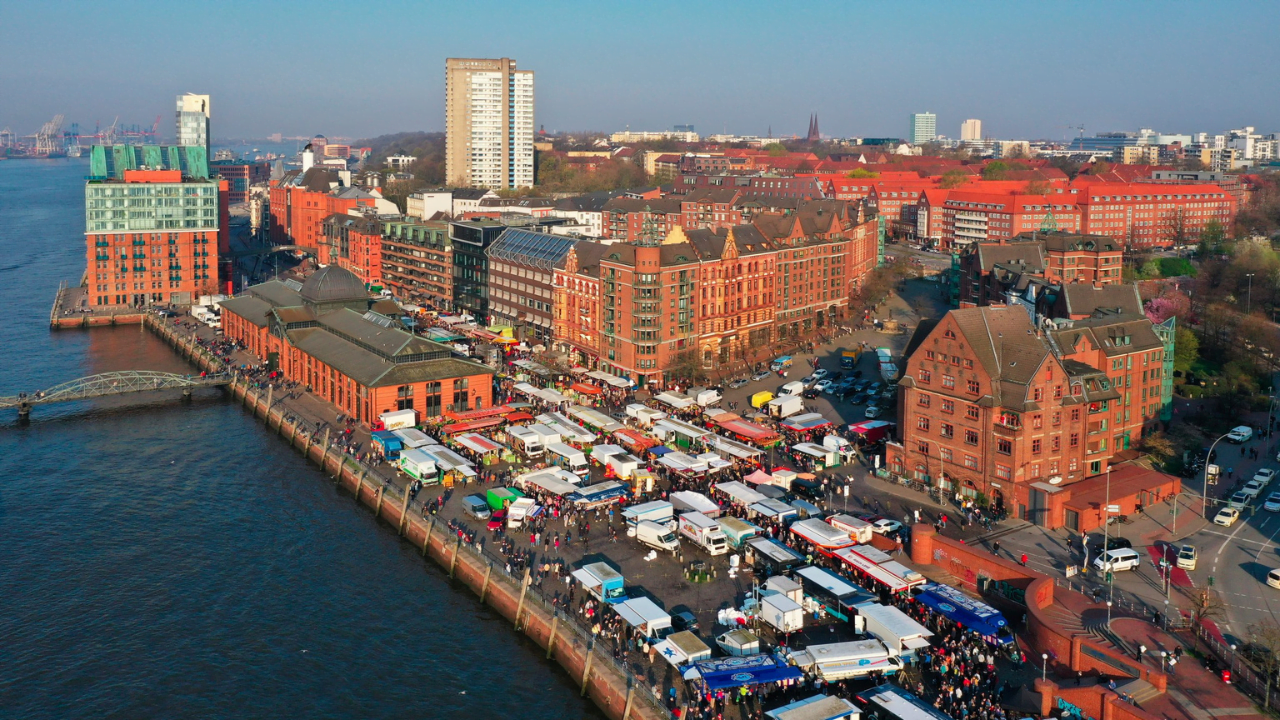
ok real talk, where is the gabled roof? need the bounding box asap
[603,197,683,214]
[1060,283,1142,318]
[947,306,1051,407]
[975,243,1045,273]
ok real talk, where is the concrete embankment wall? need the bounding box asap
[52,312,145,329]
[143,316,664,720]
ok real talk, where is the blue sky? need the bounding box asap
[1,0,1275,142]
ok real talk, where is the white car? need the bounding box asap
[1093,548,1141,572]
[870,519,902,535]
[1255,468,1277,486]
[1265,492,1280,512]
[1243,480,1266,498]
[1229,491,1251,509]
[1215,507,1241,527]
[814,379,833,392]
[1269,569,1280,589]
[865,405,883,419]
[811,368,829,380]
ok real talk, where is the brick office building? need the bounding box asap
[959,231,1124,306]
[269,154,396,264]
[84,144,229,307]
[940,189,1082,250]
[602,197,683,241]
[321,213,384,288]
[220,265,492,425]
[1071,181,1237,249]
[209,159,271,204]
[380,218,455,310]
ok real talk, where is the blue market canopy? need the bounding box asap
[685,654,804,689]
[911,583,1012,644]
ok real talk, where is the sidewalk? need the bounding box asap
[1109,617,1266,720]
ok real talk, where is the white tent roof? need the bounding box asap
[615,597,670,628]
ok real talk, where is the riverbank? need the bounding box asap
[142,313,667,720]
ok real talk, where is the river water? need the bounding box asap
[0,159,603,719]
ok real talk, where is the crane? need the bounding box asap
[34,114,64,155]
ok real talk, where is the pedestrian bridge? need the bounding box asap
[227,244,311,258]
[0,370,234,416]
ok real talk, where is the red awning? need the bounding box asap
[442,417,504,434]
[715,417,781,444]
[445,404,512,421]
[570,382,604,395]
[613,427,658,451]
[505,412,535,422]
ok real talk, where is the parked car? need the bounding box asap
[1243,480,1266,498]
[1265,492,1280,512]
[870,518,902,535]
[814,379,833,392]
[1215,507,1240,527]
[1255,468,1277,486]
[1176,545,1198,570]
[1093,548,1141,572]
[729,378,750,389]
[1090,536,1132,553]
[865,405,883,419]
[1226,426,1253,443]
[672,611,700,633]
[853,380,870,393]
[487,508,508,531]
[1229,491,1252,509]
[752,371,771,382]
[802,388,820,399]
[829,371,845,382]
[791,478,825,501]
[1269,569,1280,589]
[811,368,829,380]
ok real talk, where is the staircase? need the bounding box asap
[1115,678,1163,705]
[1081,610,1133,656]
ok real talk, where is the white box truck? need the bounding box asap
[678,512,728,555]
[546,442,590,477]
[635,519,680,553]
[507,497,540,529]
[623,501,675,529]
[379,409,417,431]
[767,394,804,418]
[859,604,933,662]
[760,593,804,633]
[528,423,562,447]
[507,426,545,458]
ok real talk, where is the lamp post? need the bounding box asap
[1107,600,1113,625]
[1204,432,1233,519]
[1161,651,1168,673]
[1247,274,1255,315]
[1231,644,1238,675]
[1042,652,1049,681]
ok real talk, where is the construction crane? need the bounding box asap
[34,114,64,155]
[0,127,13,148]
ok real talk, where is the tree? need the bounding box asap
[1247,619,1280,708]
[1144,291,1191,324]
[981,161,1009,180]
[1189,587,1225,652]
[1161,207,1191,248]
[1199,219,1227,255]
[939,169,969,189]
[1137,432,1176,465]
[1086,160,1113,176]
[764,143,788,157]
[1173,327,1199,374]
[846,168,879,179]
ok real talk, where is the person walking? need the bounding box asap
[1020,552,1028,567]
[992,540,1001,556]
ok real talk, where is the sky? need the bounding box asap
[1,0,1276,143]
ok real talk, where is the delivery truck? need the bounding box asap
[770,356,794,372]
[506,497,541,529]
[678,512,729,555]
[546,442,590,477]
[767,394,804,418]
[859,603,933,662]
[635,519,680,553]
[717,516,761,549]
[507,426,545,458]
[623,500,675,529]
[379,409,417,431]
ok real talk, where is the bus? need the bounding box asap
[856,686,953,720]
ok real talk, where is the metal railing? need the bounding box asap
[1197,625,1280,710]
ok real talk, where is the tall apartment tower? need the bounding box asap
[176,93,211,153]
[445,58,535,190]
[908,112,937,145]
[960,118,982,142]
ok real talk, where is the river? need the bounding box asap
[0,158,603,719]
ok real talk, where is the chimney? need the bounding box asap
[302,144,315,173]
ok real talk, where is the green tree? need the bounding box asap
[846,167,879,179]
[1199,219,1227,254]
[981,161,1008,180]
[1174,327,1199,374]
[764,143,788,156]
[1086,160,1113,175]
[939,169,969,189]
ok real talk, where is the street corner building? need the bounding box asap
[886,289,1179,533]
[220,265,493,426]
[84,144,230,307]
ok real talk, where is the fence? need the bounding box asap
[1197,625,1280,711]
[1054,577,1190,630]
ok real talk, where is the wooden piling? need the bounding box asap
[514,567,531,630]
[422,516,434,556]
[580,642,596,697]
[479,562,494,603]
[449,536,462,578]
[545,613,560,659]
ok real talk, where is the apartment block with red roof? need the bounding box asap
[269,167,394,265]
[1071,181,1237,249]
[941,189,1082,250]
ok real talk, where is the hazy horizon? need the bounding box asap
[2,0,1276,143]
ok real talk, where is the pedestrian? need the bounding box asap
[992,540,1000,556]
[1020,552,1028,567]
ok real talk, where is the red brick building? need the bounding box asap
[269,166,394,264]
[1072,181,1237,249]
[220,265,492,425]
[209,159,271,204]
[380,218,454,310]
[85,162,229,307]
[941,189,1082,250]
[322,213,384,287]
[959,231,1124,306]
[602,197,683,241]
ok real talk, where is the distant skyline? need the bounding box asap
[1,0,1276,142]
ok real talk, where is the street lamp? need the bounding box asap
[1247,274,1255,315]
[1203,431,1233,519]
[1161,651,1168,672]
[1107,600,1113,625]
[1231,644,1238,675]
[1042,652,1049,681]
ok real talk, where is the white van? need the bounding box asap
[508,426,544,458]
[1093,547,1141,572]
[546,442,589,476]
[1227,425,1254,444]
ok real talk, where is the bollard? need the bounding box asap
[422,517,434,556]
[398,484,412,536]
[479,562,494,603]
[513,567,531,629]
[546,612,560,659]
[449,535,463,578]
[621,682,635,720]
[580,642,596,697]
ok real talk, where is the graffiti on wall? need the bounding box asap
[1056,697,1096,720]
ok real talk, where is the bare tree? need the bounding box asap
[1190,587,1225,652]
[1247,619,1280,708]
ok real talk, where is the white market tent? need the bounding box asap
[714,481,767,506]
